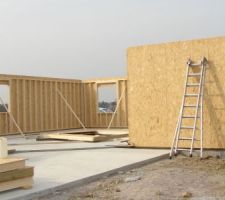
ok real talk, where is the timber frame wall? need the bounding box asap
[0,74,127,135]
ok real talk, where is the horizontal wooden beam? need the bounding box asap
[0,80,9,85]
[0,74,81,83]
[83,77,127,83]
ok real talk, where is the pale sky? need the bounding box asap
[0,0,225,81]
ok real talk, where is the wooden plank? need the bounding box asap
[37,133,108,142]
[0,177,33,192]
[34,80,39,131]
[39,81,44,131]
[49,81,54,130]
[0,158,26,173]
[22,79,27,132]
[9,80,15,133]
[0,113,7,135]
[44,81,49,130]
[29,80,34,131]
[83,77,127,83]
[36,129,128,141]
[97,129,128,138]
[37,129,98,135]
[0,166,33,183]
[55,82,59,129]
[68,82,73,128]
[8,148,16,154]
[0,74,81,83]
[0,80,9,85]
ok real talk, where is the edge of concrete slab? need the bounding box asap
[10,152,169,200]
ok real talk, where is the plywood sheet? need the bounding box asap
[36,133,109,142]
[0,157,26,173]
[0,177,33,192]
[127,36,225,149]
[0,166,33,183]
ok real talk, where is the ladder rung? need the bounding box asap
[185,94,199,97]
[179,137,200,141]
[188,73,201,77]
[176,148,200,152]
[182,115,200,118]
[177,148,191,151]
[186,83,201,87]
[184,105,200,108]
[189,63,202,67]
[180,126,200,130]
[180,126,194,129]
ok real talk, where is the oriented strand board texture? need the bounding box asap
[128,36,225,149]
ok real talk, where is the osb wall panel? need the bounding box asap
[0,75,83,135]
[127,36,225,149]
[83,78,128,128]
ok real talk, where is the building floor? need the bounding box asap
[0,129,169,200]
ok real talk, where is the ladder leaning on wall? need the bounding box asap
[170,57,208,159]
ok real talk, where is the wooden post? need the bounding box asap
[0,96,25,137]
[107,87,126,129]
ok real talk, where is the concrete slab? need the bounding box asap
[0,135,169,200]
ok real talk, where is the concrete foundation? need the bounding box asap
[0,134,168,200]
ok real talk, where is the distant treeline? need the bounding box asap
[0,104,8,112]
[98,101,116,112]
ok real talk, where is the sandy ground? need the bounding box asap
[35,156,225,200]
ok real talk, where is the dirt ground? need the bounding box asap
[36,155,225,200]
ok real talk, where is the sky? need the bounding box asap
[0,0,225,81]
[0,0,225,103]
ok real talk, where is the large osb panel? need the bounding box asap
[128,36,225,149]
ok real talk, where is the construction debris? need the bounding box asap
[124,176,141,183]
[182,191,192,198]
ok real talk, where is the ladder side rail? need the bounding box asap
[174,61,191,154]
[200,62,207,158]
[170,109,182,157]
[189,60,205,156]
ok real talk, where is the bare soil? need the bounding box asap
[36,156,225,200]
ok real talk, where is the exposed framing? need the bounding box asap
[0,74,128,135]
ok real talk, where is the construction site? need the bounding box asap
[0,35,225,200]
[1,1,225,199]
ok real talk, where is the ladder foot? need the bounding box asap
[189,154,193,157]
[169,156,172,159]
